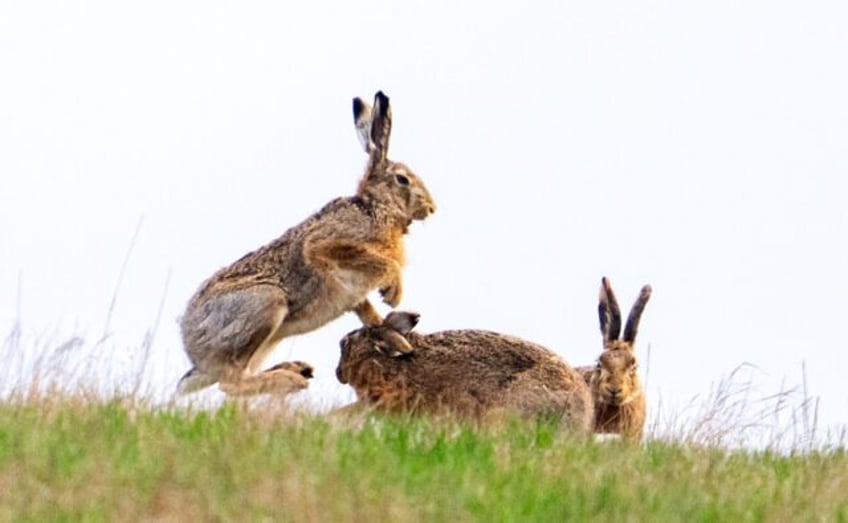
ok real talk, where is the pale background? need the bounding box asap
[1,1,846,437]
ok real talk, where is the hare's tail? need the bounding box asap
[176,367,217,395]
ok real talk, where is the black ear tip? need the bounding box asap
[374,90,389,106]
[388,310,420,325]
[353,98,364,119]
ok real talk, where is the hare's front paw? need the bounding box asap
[380,281,403,308]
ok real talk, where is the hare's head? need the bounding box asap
[591,277,652,406]
[353,92,436,224]
[592,349,640,407]
[336,311,419,384]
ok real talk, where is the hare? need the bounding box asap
[335,312,594,433]
[177,91,436,396]
[577,277,652,441]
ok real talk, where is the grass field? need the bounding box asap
[1,320,845,521]
[1,394,846,522]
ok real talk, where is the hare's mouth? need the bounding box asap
[604,394,633,407]
[413,205,435,220]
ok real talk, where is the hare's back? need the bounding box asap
[411,330,591,429]
[295,196,376,238]
[413,330,578,389]
[421,330,565,368]
[193,196,376,304]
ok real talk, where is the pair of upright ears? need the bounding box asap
[599,277,652,347]
[353,91,392,162]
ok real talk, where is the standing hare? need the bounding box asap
[177,91,436,396]
[335,312,594,434]
[577,277,652,441]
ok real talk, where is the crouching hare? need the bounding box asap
[177,92,436,396]
[577,277,652,442]
[335,312,593,434]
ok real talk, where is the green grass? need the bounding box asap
[0,396,846,522]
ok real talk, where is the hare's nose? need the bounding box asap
[609,387,621,398]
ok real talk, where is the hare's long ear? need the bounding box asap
[378,311,417,356]
[352,97,374,153]
[598,277,622,345]
[622,284,652,344]
[381,330,414,356]
[384,311,419,335]
[369,91,392,165]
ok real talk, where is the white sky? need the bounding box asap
[1,1,846,433]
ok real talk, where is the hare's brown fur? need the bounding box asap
[178,92,435,395]
[577,278,651,442]
[336,312,594,433]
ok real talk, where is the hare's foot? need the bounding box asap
[380,279,403,307]
[594,433,623,444]
[219,365,312,397]
[263,360,314,379]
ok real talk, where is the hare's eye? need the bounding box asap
[395,174,410,186]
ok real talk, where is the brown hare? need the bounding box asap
[177,91,436,396]
[577,277,652,442]
[335,312,594,434]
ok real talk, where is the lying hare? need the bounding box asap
[177,92,436,396]
[577,278,652,441]
[335,312,593,433]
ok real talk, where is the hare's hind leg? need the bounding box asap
[182,284,289,388]
[242,300,290,376]
[211,285,313,397]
